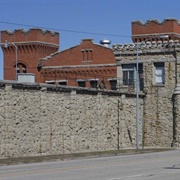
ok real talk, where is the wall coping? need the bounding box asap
[112,40,180,54]
[0,80,144,98]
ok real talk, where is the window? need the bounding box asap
[17,67,20,74]
[59,81,67,86]
[90,80,98,88]
[109,80,117,90]
[15,63,27,74]
[154,63,165,84]
[22,67,26,73]
[46,81,55,84]
[45,80,67,85]
[122,64,135,85]
[81,49,93,62]
[77,81,86,87]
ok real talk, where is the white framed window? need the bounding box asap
[122,64,136,85]
[76,79,86,87]
[45,80,67,85]
[59,81,67,86]
[90,80,98,88]
[17,67,20,74]
[154,63,165,84]
[87,79,99,88]
[15,63,27,74]
[46,81,55,85]
[108,78,117,90]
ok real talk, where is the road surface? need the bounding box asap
[0,149,180,180]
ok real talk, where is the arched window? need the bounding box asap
[14,63,27,73]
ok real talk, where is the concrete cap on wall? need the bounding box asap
[173,84,180,94]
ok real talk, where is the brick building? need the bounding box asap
[1,29,59,82]
[132,18,180,42]
[113,18,180,147]
[1,18,180,91]
[40,38,117,89]
[112,18,180,92]
[0,29,117,90]
[1,18,180,155]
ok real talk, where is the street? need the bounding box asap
[0,149,180,180]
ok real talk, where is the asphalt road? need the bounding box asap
[0,149,180,180]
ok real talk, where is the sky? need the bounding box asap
[0,0,180,80]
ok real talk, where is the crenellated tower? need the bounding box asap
[1,28,59,82]
[132,18,180,42]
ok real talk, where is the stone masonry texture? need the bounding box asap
[0,82,144,158]
[113,40,180,149]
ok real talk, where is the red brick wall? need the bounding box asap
[41,39,117,88]
[1,29,59,81]
[132,18,180,42]
[43,39,116,66]
[42,66,117,89]
[1,29,116,89]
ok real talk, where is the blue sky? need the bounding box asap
[0,0,180,80]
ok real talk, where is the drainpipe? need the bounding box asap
[172,46,180,147]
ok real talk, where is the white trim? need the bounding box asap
[76,79,100,82]
[81,49,93,51]
[18,73,34,76]
[45,80,68,83]
[154,63,165,84]
[108,78,119,81]
[87,78,99,81]
[76,79,86,82]
[132,32,179,38]
[43,64,116,69]
[58,80,68,82]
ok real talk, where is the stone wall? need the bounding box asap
[113,41,180,148]
[0,41,179,158]
[0,81,144,158]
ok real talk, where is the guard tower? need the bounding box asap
[1,28,59,82]
[132,18,180,42]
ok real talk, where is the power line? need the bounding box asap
[0,20,131,38]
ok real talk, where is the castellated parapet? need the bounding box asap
[132,18,180,42]
[1,28,60,82]
[1,28,59,46]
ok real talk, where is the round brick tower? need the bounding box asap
[1,28,59,82]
